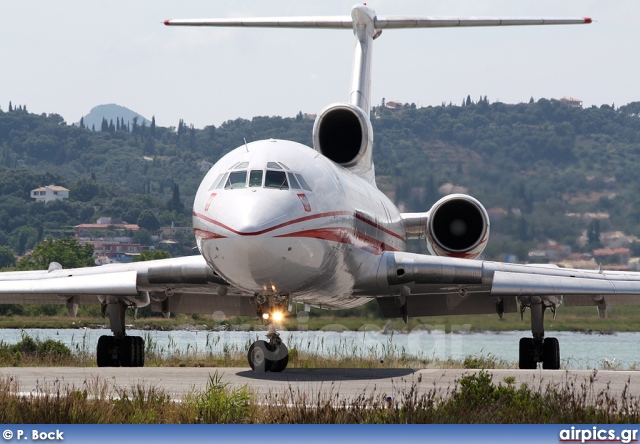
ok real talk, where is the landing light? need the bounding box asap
[272,312,284,322]
[262,313,270,320]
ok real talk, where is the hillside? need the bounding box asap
[1,98,640,265]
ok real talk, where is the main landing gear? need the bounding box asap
[517,296,560,370]
[97,299,145,367]
[247,293,290,372]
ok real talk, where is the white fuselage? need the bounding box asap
[192,139,406,309]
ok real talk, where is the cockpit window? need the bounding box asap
[234,162,249,169]
[209,173,225,191]
[249,170,263,187]
[287,172,301,189]
[278,162,290,170]
[215,172,229,189]
[225,170,247,189]
[295,174,312,192]
[266,162,282,170]
[265,170,288,189]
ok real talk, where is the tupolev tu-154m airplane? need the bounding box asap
[6,4,634,372]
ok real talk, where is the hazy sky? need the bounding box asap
[1,1,638,129]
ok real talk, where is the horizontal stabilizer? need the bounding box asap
[0,271,138,296]
[165,16,591,29]
[490,271,640,297]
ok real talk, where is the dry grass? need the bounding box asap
[1,370,639,423]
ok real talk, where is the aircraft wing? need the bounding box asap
[0,255,256,318]
[372,251,640,318]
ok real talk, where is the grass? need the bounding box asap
[1,370,639,423]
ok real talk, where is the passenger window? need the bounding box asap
[266,162,282,169]
[287,172,301,189]
[225,171,248,189]
[209,173,225,191]
[295,174,312,192]
[215,172,229,189]
[249,170,263,187]
[265,170,288,189]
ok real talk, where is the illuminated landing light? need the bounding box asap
[262,313,270,320]
[272,312,284,322]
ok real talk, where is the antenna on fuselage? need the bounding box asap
[244,138,249,153]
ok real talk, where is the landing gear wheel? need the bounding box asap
[97,335,116,367]
[248,340,289,372]
[120,336,135,367]
[518,337,536,369]
[267,343,289,372]
[542,337,560,370]
[97,335,145,367]
[134,336,145,367]
[248,340,271,372]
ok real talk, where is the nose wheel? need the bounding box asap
[248,325,289,372]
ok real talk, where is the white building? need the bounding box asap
[30,185,70,203]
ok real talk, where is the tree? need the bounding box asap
[132,228,153,246]
[71,176,99,202]
[167,183,184,213]
[16,237,94,270]
[137,210,161,232]
[133,250,170,262]
[0,245,16,269]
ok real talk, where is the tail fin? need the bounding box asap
[165,6,590,183]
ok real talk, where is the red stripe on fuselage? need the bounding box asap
[275,227,398,255]
[354,213,405,242]
[192,210,405,241]
[193,228,227,240]
[193,211,352,236]
[192,211,402,255]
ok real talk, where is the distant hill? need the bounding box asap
[76,104,150,130]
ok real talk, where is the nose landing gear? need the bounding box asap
[247,325,289,372]
[248,293,290,372]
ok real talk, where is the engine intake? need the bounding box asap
[312,103,372,167]
[426,194,490,259]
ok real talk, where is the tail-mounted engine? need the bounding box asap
[312,103,373,174]
[401,194,490,259]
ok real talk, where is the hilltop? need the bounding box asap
[76,104,150,131]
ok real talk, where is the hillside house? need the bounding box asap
[30,185,69,203]
[559,97,583,108]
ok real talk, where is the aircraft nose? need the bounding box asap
[224,196,287,235]
[215,191,293,235]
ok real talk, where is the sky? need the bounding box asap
[1,1,638,129]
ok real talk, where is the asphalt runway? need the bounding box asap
[1,367,639,401]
